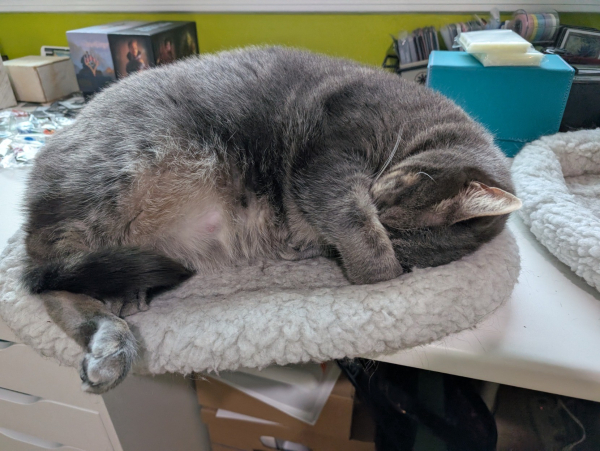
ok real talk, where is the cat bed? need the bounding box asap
[0,228,519,375]
[512,129,600,292]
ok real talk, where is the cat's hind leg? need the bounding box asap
[22,246,194,391]
[41,291,137,393]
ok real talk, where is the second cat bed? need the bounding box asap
[0,228,519,375]
[512,129,600,292]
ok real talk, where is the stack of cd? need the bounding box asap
[456,30,545,67]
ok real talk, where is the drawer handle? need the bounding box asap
[0,340,13,349]
[0,386,41,405]
[0,426,73,449]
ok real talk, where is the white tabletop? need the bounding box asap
[377,215,600,402]
[2,168,600,401]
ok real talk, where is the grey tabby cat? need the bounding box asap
[22,47,520,393]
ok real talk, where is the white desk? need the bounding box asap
[379,215,600,402]
[3,168,600,404]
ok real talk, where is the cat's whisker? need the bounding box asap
[374,127,403,181]
[416,171,436,182]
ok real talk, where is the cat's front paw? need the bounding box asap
[345,256,403,285]
[80,317,137,394]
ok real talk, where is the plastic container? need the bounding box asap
[457,30,532,54]
[472,47,545,67]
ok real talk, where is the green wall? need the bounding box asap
[0,12,598,66]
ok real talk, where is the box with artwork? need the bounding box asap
[66,21,149,96]
[107,21,198,78]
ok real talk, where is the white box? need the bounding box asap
[0,59,17,108]
[4,56,79,103]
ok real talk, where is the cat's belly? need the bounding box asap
[142,195,285,271]
[124,165,287,270]
[152,201,236,270]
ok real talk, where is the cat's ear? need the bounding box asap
[449,181,522,224]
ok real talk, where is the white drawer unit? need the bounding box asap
[0,343,102,410]
[0,426,84,451]
[0,387,115,451]
[0,316,210,451]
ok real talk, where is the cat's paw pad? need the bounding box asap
[80,318,137,393]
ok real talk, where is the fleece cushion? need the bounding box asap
[512,129,600,292]
[0,228,519,375]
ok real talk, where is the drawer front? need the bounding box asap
[0,426,84,451]
[0,343,101,410]
[0,387,115,451]
[0,317,19,343]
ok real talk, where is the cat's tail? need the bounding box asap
[22,248,194,298]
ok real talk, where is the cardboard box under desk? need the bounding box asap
[202,407,374,451]
[210,444,243,451]
[196,373,355,440]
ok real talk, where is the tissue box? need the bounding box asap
[67,21,149,96]
[0,59,17,108]
[108,21,198,78]
[4,56,79,103]
[427,51,574,157]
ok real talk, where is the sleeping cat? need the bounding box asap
[21,47,520,393]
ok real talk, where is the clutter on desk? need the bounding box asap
[456,30,544,67]
[395,27,439,64]
[0,94,82,168]
[542,25,600,130]
[384,8,557,82]
[427,51,574,157]
[546,25,600,66]
[440,17,488,51]
[504,9,560,45]
[561,64,600,131]
[3,56,79,103]
[0,59,16,109]
[67,21,199,98]
[382,27,439,85]
[196,362,375,451]
[41,45,71,58]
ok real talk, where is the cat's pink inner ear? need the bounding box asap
[452,181,522,224]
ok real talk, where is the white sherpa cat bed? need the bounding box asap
[0,228,519,375]
[512,129,600,292]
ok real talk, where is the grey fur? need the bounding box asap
[22,47,517,392]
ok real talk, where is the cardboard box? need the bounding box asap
[196,374,355,440]
[4,56,79,103]
[202,407,375,451]
[0,58,17,108]
[66,21,148,95]
[108,21,198,78]
[427,51,575,157]
[211,444,243,451]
